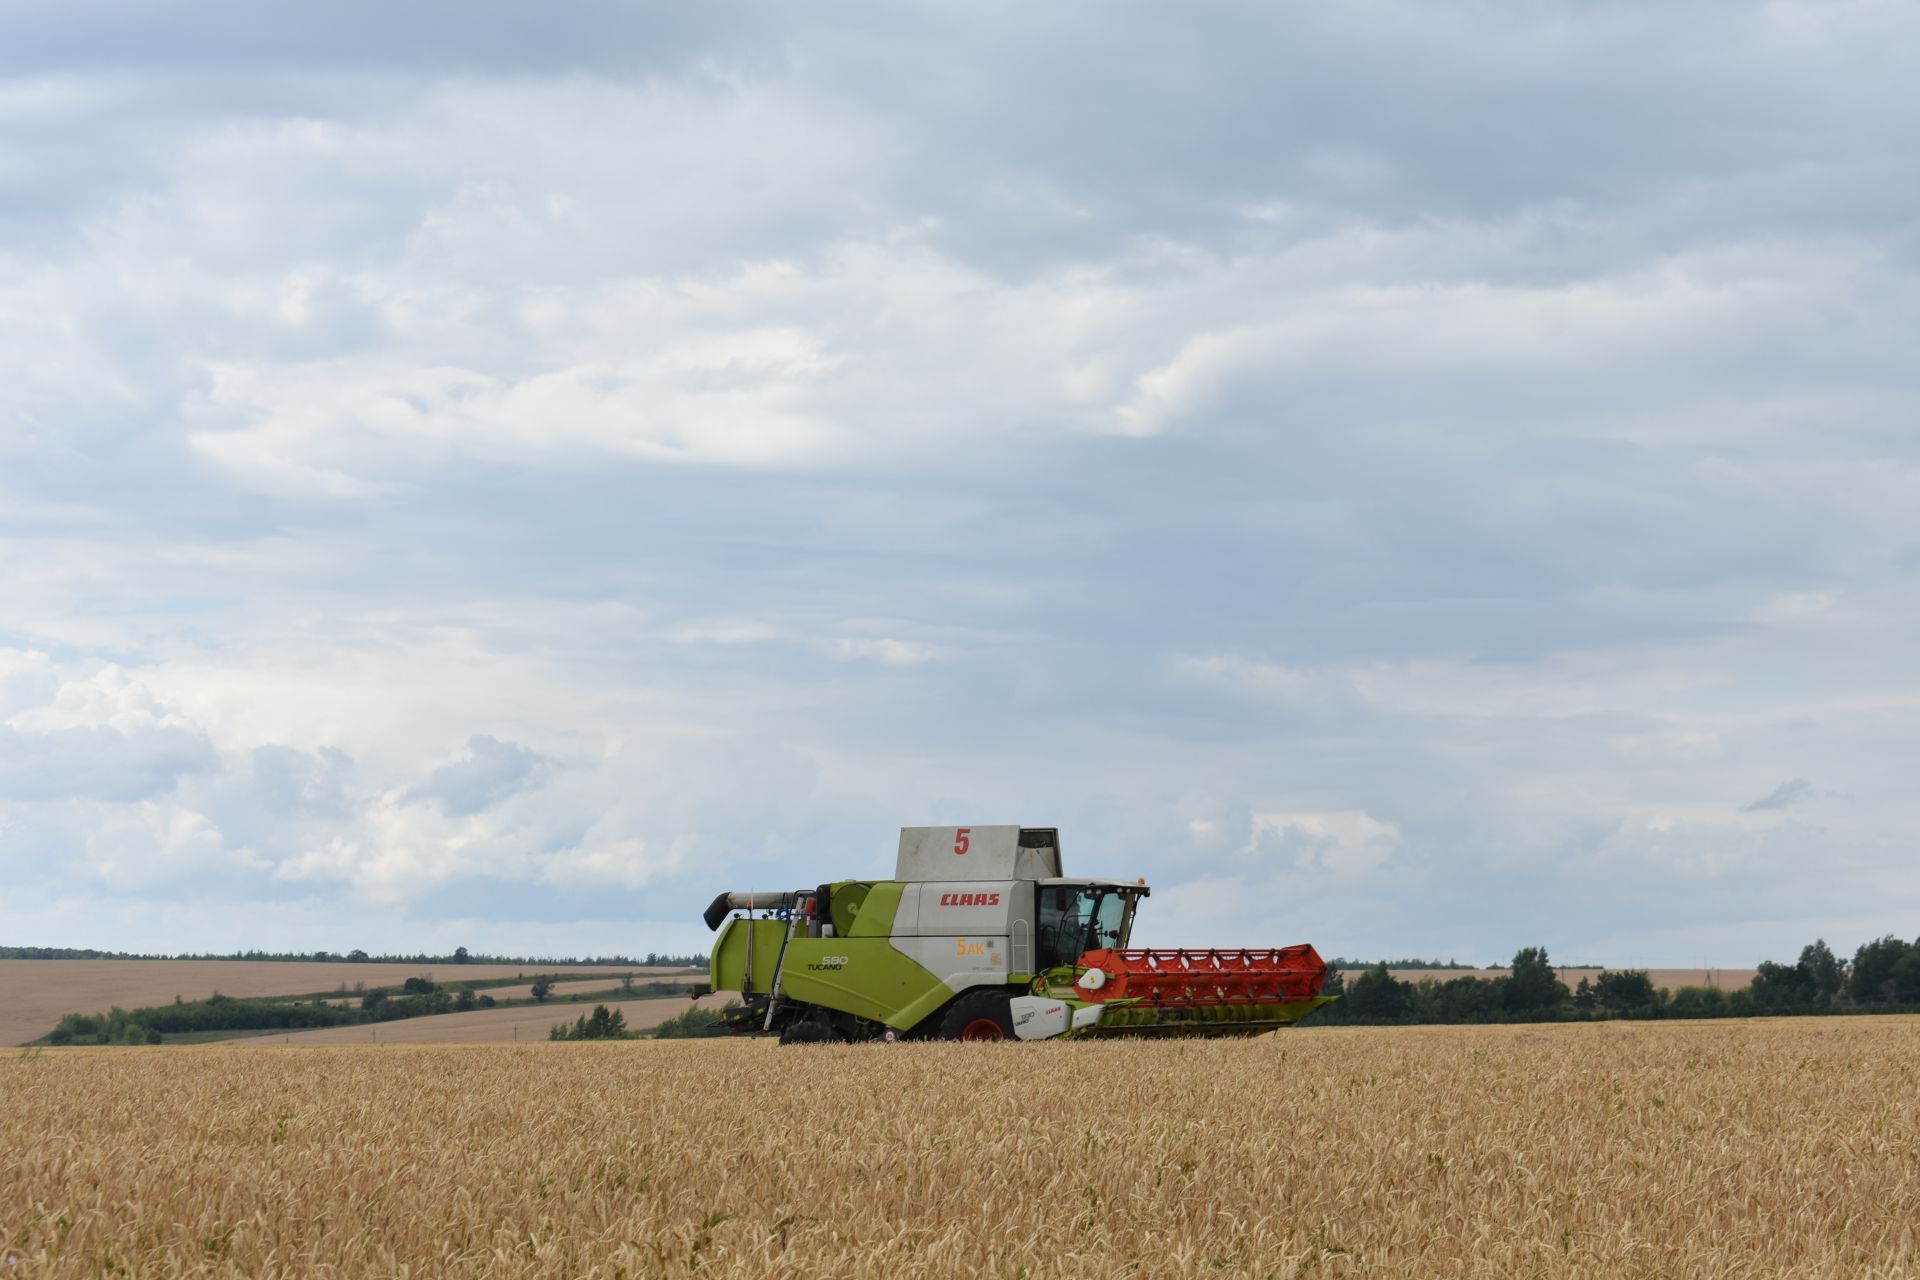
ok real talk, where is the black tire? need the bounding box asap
[777,1018,832,1046]
[937,990,1015,1042]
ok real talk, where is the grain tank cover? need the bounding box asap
[895,825,1062,881]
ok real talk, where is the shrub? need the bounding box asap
[652,1002,740,1039]
[550,1005,630,1041]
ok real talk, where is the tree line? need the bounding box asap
[1315,935,1920,1025]
[45,978,505,1045]
[45,970,714,1044]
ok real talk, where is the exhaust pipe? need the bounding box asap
[702,890,794,931]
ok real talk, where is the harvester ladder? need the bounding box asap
[761,904,806,1031]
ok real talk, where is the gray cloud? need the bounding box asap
[0,723,216,802]
[2,3,1917,962]
[406,735,545,818]
[1744,779,1814,813]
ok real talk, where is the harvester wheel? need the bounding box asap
[777,1019,832,1046]
[939,991,1014,1042]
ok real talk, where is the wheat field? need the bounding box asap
[5,1017,1917,1278]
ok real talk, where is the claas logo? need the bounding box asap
[937,892,1002,907]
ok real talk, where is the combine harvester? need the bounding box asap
[704,825,1333,1042]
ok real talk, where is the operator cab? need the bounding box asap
[1034,880,1146,972]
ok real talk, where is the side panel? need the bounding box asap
[774,936,950,1026]
[894,826,1064,880]
[846,881,907,937]
[886,935,1014,1030]
[1008,995,1070,1040]
[709,918,788,994]
[888,881,919,936]
[902,881,1020,937]
[890,934,1010,990]
[896,825,1022,880]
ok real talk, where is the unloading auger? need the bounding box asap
[702,825,1334,1042]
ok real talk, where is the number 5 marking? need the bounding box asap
[953,827,971,855]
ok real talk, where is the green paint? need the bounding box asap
[844,881,904,937]
[777,937,949,1028]
[709,919,789,994]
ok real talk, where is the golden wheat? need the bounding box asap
[4,1017,1917,1278]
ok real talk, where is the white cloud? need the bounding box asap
[82,800,251,890]
[3,3,1919,965]
[540,836,673,891]
[1244,811,1402,877]
[674,622,780,646]
[828,637,943,666]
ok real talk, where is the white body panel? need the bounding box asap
[890,934,1009,992]
[899,880,1022,936]
[1008,995,1071,1040]
[895,826,1063,881]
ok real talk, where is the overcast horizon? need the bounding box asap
[3,2,1917,968]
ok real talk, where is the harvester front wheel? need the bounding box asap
[939,991,1014,1042]
[777,1018,834,1046]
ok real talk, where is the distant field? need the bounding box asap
[1365,966,1757,991]
[5,1018,1916,1276]
[265,993,734,1045]
[0,960,687,1046]
[482,973,697,1003]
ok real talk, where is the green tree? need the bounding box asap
[1346,965,1413,1020]
[454,946,470,964]
[1849,936,1912,1004]
[1894,946,1920,1004]
[1592,970,1656,1012]
[530,976,555,1003]
[1668,985,1728,1017]
[1505,947,1566,1013]
[550,1004,630,1040]
[1749,959,1810,1008]
[1427,975,1501,1022]
[1797,940,1844,1003]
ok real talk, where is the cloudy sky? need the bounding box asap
[3,2,1916,965]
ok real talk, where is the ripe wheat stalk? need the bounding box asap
[4,1017,1917,1277]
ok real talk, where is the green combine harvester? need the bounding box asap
[705,825,1333,1042]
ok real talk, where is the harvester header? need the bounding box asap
[703,825,1332,1043]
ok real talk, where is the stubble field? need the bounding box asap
[270,993,736,1045]
[0,961,680,1047]
[5,1017,1917,1278]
